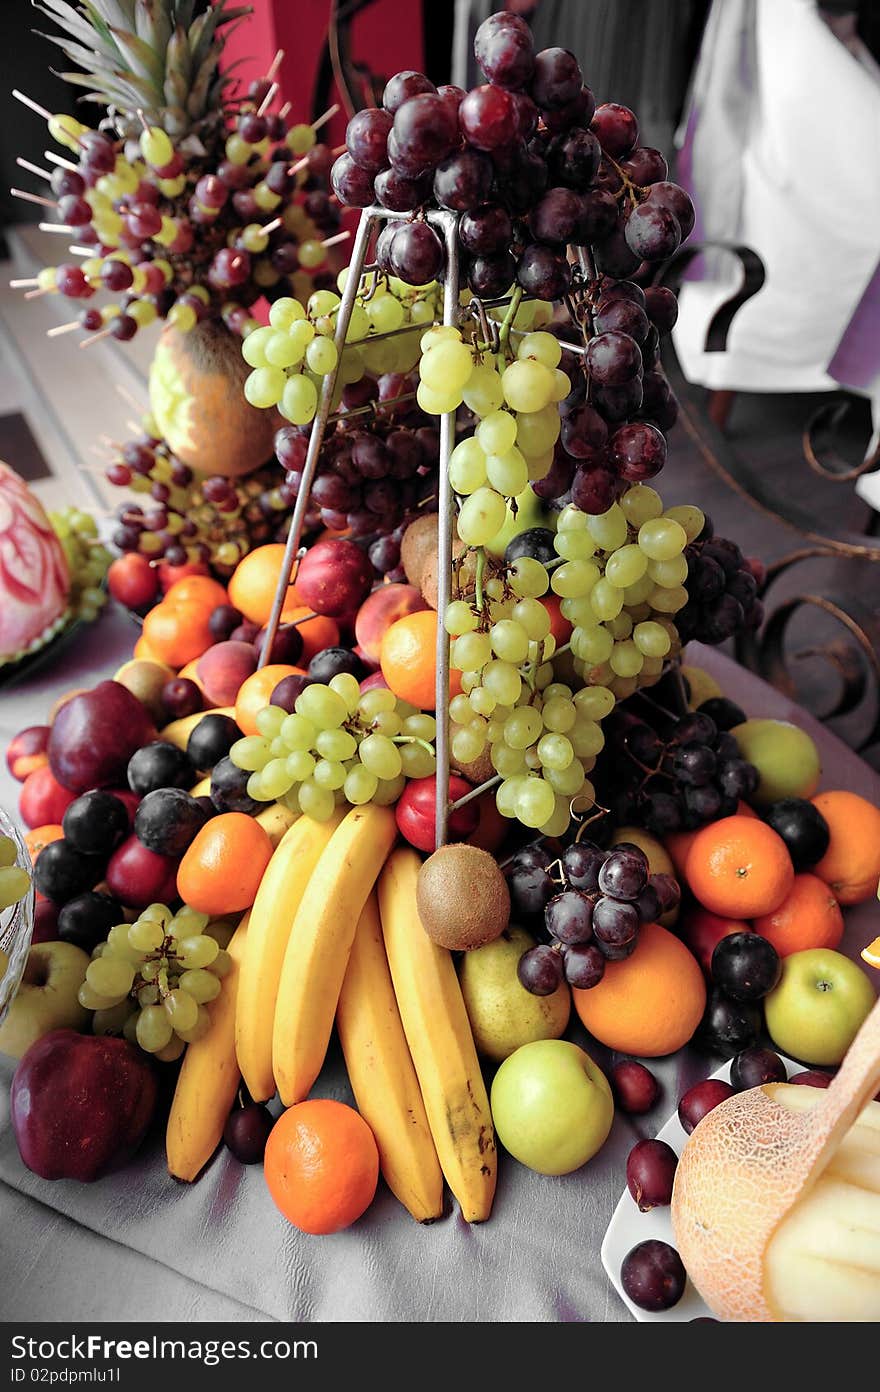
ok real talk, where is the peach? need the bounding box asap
[196,640,258,707]
[354,583,429,664]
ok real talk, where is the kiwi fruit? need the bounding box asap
[420,541,474,610]
[400,514,439,589]
[416,844,510,951]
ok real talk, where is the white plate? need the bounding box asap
[601,1053,802,1322]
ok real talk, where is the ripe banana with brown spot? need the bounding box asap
[336,892,444,1223]
[272,803,398,1106]
[377,847,497,1223]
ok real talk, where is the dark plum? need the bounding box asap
[134,788,210,856]
[626,1139,678,1210]
[620,1240,686,1312]
[711,932,781,1002]
[62,790,129,858]
[186,714,242,772]
[57,891,123,952]
[678,1078,735,1134]
[729,1046,788,1091]
[127,741,192,796]
[611,1060,660,1114]
[224,1103,275,1163]
[763,798,830,872]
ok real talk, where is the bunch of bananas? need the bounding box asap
[165,802,497,1225]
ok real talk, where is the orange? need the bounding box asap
[283,606,340,665]
[24,823,64,863]
[573,921,706,1056]
[686,815,794,918]
[176,812,273,915]
[141,599,214,669]
[379,609,463,710]
[263,1099,379,1235]
[228,544,302,626]
[753,873,844,957]
[133,633,165,664]
[810,789,880,905]
[234,664,305,736]
[665,801,757,880]
[163,574,228,610]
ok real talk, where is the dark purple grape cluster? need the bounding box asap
[675,520,765,644]
[275,372,439,568]
[597,705,760,836]
[332,10,694,298]
[506,840,681,994]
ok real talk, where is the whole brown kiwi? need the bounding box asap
[416,844,511,951]
[400,514,439,589]
[420,541,474,610]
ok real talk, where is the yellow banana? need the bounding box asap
[378,848,497,1224]
[189,775,211,797]
[254,801,298,848]
[235,810,345,1101]
[166,911,249,1182]
[272,804,398,1106]
[337,893,444,1223]
[160,706,235,751]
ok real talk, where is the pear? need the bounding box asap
[459,925,570,1063]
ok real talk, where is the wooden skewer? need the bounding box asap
[68,245,94,256]
[115,383,146,412]
[257,82,278,117]
[24,286,56,299]
[261,216,283,235]
[47,319,82,337]
[44,151,78,172]
[16,157,51,181]
[38,222,75,234]
[11,188,57,209]
[125,419,142,435]
[278,102,292,121]
[321,230,350,249]
[135,108,150,135]
[331,143,346,156]
[13,89,52,120]
[287,155,309,176]
[311,103,340,133]
[9,277,40,289]
[267,50,285,82]
[79,326,114,348]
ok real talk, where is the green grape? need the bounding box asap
[638,518,688,561]
[501,359,555,412]
[543,758,587,796]
[211,949,233,977]
[605,544,648,589]
[490,619,530,664]
[175,1006,212,1044]
[622,573,656,605]
[451,726,486,764]
[329,673,362,713]
[663,504,705,541]
[476,410,517,456]
[551,559,600,598]
[512,403,560,456]
[92,1001,135,1036]
[587,504,628,551]
[421,339,473,393]
[344,764,378,805]
[370,710,403,737]
[570,720,605,758]
[620,484,664,526]
[553,529,597,561]
[556,504,589,532]
[491,743,527,777]
[315,728,357,761]
[503,706,543,750]
[465,687,493,716]
[572,625,614,664]
[486,447,529,497]
[367,294,405,333]
[269,297,306,329]
[650,584,688,613]
[246,771,269,801]
[449,438,487,495]
[647,555,688,588]
[139,960,161,983]
[559,594,598,626]
[538,796,573,838]
[402,713,436,741]
[485,578,506,602]
[179,969,221,1004]
[359,734,403,780]
[536,732,573,770]
[451,630,492,671]
[526,449,554,483]
[462,363,504,415]
[137,984,159,1009]
[372,774,406,806]
[590,578,624,620]
[399,742,436,778]
[78,981,123,1011]
[610,640,644,678]
[127,918,164,953]
[297,781,335,819]
[163,988,198,1032]
[517,331,562,369]
[313,759,347,790]
[305,337,339,376]
[136,1005,173,1053]
[508,557,550,599]
[258,758,295,799]
[264,331,304,369]
[607,613,633,641]
[296,684,348,728]
[242,325,274,365]
[449,692,475,724]
[286,749,316,781]
[541,697,576,733]
[279,373,318,425]
[516,776,556,829]
[483,660,521,705]
[0,866,30,909]
[542,682,572,701]
[495,776,525,818]
[633,621,672,658]
[358,687,396,718]
[244,366,286,408]
[87,957,135,999]
[445,601,478,637]
[178,934,219,970]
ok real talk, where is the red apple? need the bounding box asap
[106,553,159,611]
[11,1029,157,1181]
[295,539,374,617]
[47,681,157,794]
[6,725,50,782]
[680,907,751,978]
[19,766,76,830]
[105,835,178,909]
[355,583,429,664]
[103,788,141,830]
[31,898,60,944]
[360,670,390,693]
[157,559,210,593]
[395,774,479,853]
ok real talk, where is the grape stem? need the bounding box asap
[496,285,523,364]
[474,546,486,612]
[602,154,643,208]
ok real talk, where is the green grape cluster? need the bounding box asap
[78,903,233,1060]
[0,835,31,912]
[241,270,442,422]
[49,507,111,624]
[230,675,437,821]
[418,322,568,544]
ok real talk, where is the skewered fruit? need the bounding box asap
[416,844,511,950]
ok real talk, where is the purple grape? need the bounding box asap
[730,1046,788,1091]
[510,90,539,140]
[433,150,494,211]
[560,404,608,462]
[224,1103,274,1164]
[621,146,668,185]
[625,201,682,260]
[621,1241,686,1311]
[645,181,696,239]
[331,153,375,207]
[683,783,723,824]
[718,759,759,800]
[530,186,588,245]
[505,844,556,917]
[383,70,436,114]
[650,873,681,915]
[467,252,517,297]
[585,331,642,386]
[598,847,649,900]
[592,222,642,277]
[474,12,535,89]
[591,103,640,158]
[636,883,661,922]
[609,421,667,482]
[531,448,577,501]
[517,943,564,996]
[374,166,427,211]
[574,188,618,240]
[516,243,571,299]
[672,743,717,788]
[392,93,459,167]
[562,942,606,988]
[643,285,679,333]
[531,47,582,108]
[594,297,650,344]
[542,84,596,132]
[459,203,513,256]
[643,791,683,835]
[561,841,605,892]
[389,221,445,285]
[592,896,640,948]
[545,889,594,945]
[346,108,393,172]
[570,466,618,514]
[626,1139,678,1211]
[547,127,601,188]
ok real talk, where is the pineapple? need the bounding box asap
[32,0,250,143]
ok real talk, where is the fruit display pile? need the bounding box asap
[2,4,880,1326]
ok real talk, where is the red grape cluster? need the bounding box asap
[504,839,681,994]
[674,524,766,645]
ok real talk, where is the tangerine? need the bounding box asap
[141,599,214,669]
[234,664,306,736]
[228,545,302,626]
[176,812,273,915]
[685,815,794,918]
[283,607,340,665]
[573,921,706,1056]
[24,824,64,863]
[753,872,844,957]
[665,802,757,878]
[263,1099,379,1234]
[163,574,228,610]
[810,789,880,905]
[380,610,462,710]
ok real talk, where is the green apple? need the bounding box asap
[459,926,570,1062]
[0,941,90,1059]
[490,1038,614,1175]
[764,948,876,1065]
[730,719,820,805]
[484,487,555,559]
